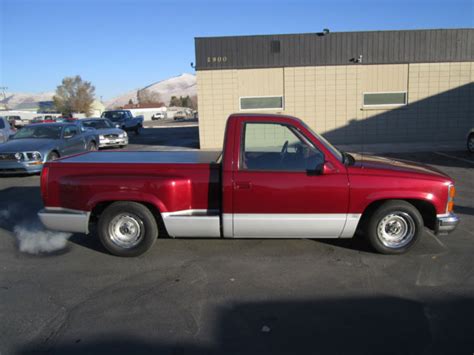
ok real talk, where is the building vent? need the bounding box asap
[270,40,281,54]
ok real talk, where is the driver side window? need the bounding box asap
[241,122,324,171]
[63,126,77,138]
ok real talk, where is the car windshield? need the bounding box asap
[0,119,5,129]
[102,112,126,122]
[12,125,63,139]
[298,121,343,162]
[82,120,113,129]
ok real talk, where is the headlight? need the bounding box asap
[99,135,105,139]
[25,151,42,161]
[119,132,127,138]
[15,152,24,161]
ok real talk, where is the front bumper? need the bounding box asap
[0,160,43,175]
[435,213,460,235]
[99,137,128,148]
[38,208,90,234]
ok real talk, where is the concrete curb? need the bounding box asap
[144,124,199,129]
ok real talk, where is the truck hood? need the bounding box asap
[349,153,450,180]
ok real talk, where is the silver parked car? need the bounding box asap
[0,117,16,144]
[80,118,128,148]
[0,122,99,175]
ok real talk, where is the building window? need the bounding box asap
[240,96,284,110]
[271,40,281,54]
[363,92,407,107]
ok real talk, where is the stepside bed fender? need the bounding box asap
[55,174,192,214]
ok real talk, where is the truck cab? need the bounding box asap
[38,113,459,257]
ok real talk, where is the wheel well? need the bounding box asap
[49,150,60,158]
[359,199,437,231]
[89,200,168,237]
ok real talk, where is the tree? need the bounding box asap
[53,75,95,116]
[137,89,164,106]
[190,95,198,110]
[169,96,181,107]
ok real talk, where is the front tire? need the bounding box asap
[87,141,97,151]
[365,200,423,254]
[46,151,59,161]
[468,134,474,153]
[98,202,158,257]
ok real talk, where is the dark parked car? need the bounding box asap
[0,122,99,174]
[101,110,143,134]
[467,128,474,153]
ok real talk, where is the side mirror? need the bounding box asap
[321,161,337,174]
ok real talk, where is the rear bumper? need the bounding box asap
[38,208,90,234]
[99,137,128,148]
[435,213,460,235]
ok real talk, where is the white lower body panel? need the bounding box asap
[162,210,220,238]
[232,213,360,238]
[162,210,361,239]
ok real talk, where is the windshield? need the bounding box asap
[82,120,113,129]
[299,121,343,162]
[12,125,62,139]
[102,111,126,122]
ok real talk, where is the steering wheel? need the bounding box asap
[280,140,289,161]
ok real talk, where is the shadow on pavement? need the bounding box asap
[17,296,474,355]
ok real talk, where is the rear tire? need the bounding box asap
[98,202,158,257]
[468,134,474,153]
[365,200,423,254]
[135,125,142,135]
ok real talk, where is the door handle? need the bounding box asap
[235,181,252,190]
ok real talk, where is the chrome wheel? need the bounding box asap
[376,212,416,249]
[108,213,143,249]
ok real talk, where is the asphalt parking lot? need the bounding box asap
[0,127,473,355]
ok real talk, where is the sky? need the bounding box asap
[1,0,473,100]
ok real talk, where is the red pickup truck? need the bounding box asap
[38,114,459,257]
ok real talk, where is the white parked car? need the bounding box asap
[151,112,165,120]
[0,117,16,144]
[467,128,474,153]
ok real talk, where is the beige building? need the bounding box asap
[195,29,474,149]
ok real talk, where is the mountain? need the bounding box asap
[0,91,55,110]
[105,73,197,109]
[0,73,197,110]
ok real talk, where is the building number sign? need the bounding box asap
[207,56,228,63]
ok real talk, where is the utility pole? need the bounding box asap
[0,86,8,110]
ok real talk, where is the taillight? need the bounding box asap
[447,185,455,213]
[40,166,49,202]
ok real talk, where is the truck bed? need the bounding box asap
[61,150,222,164]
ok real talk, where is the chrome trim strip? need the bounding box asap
[232,213,349,238]
[38,208,90,234]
